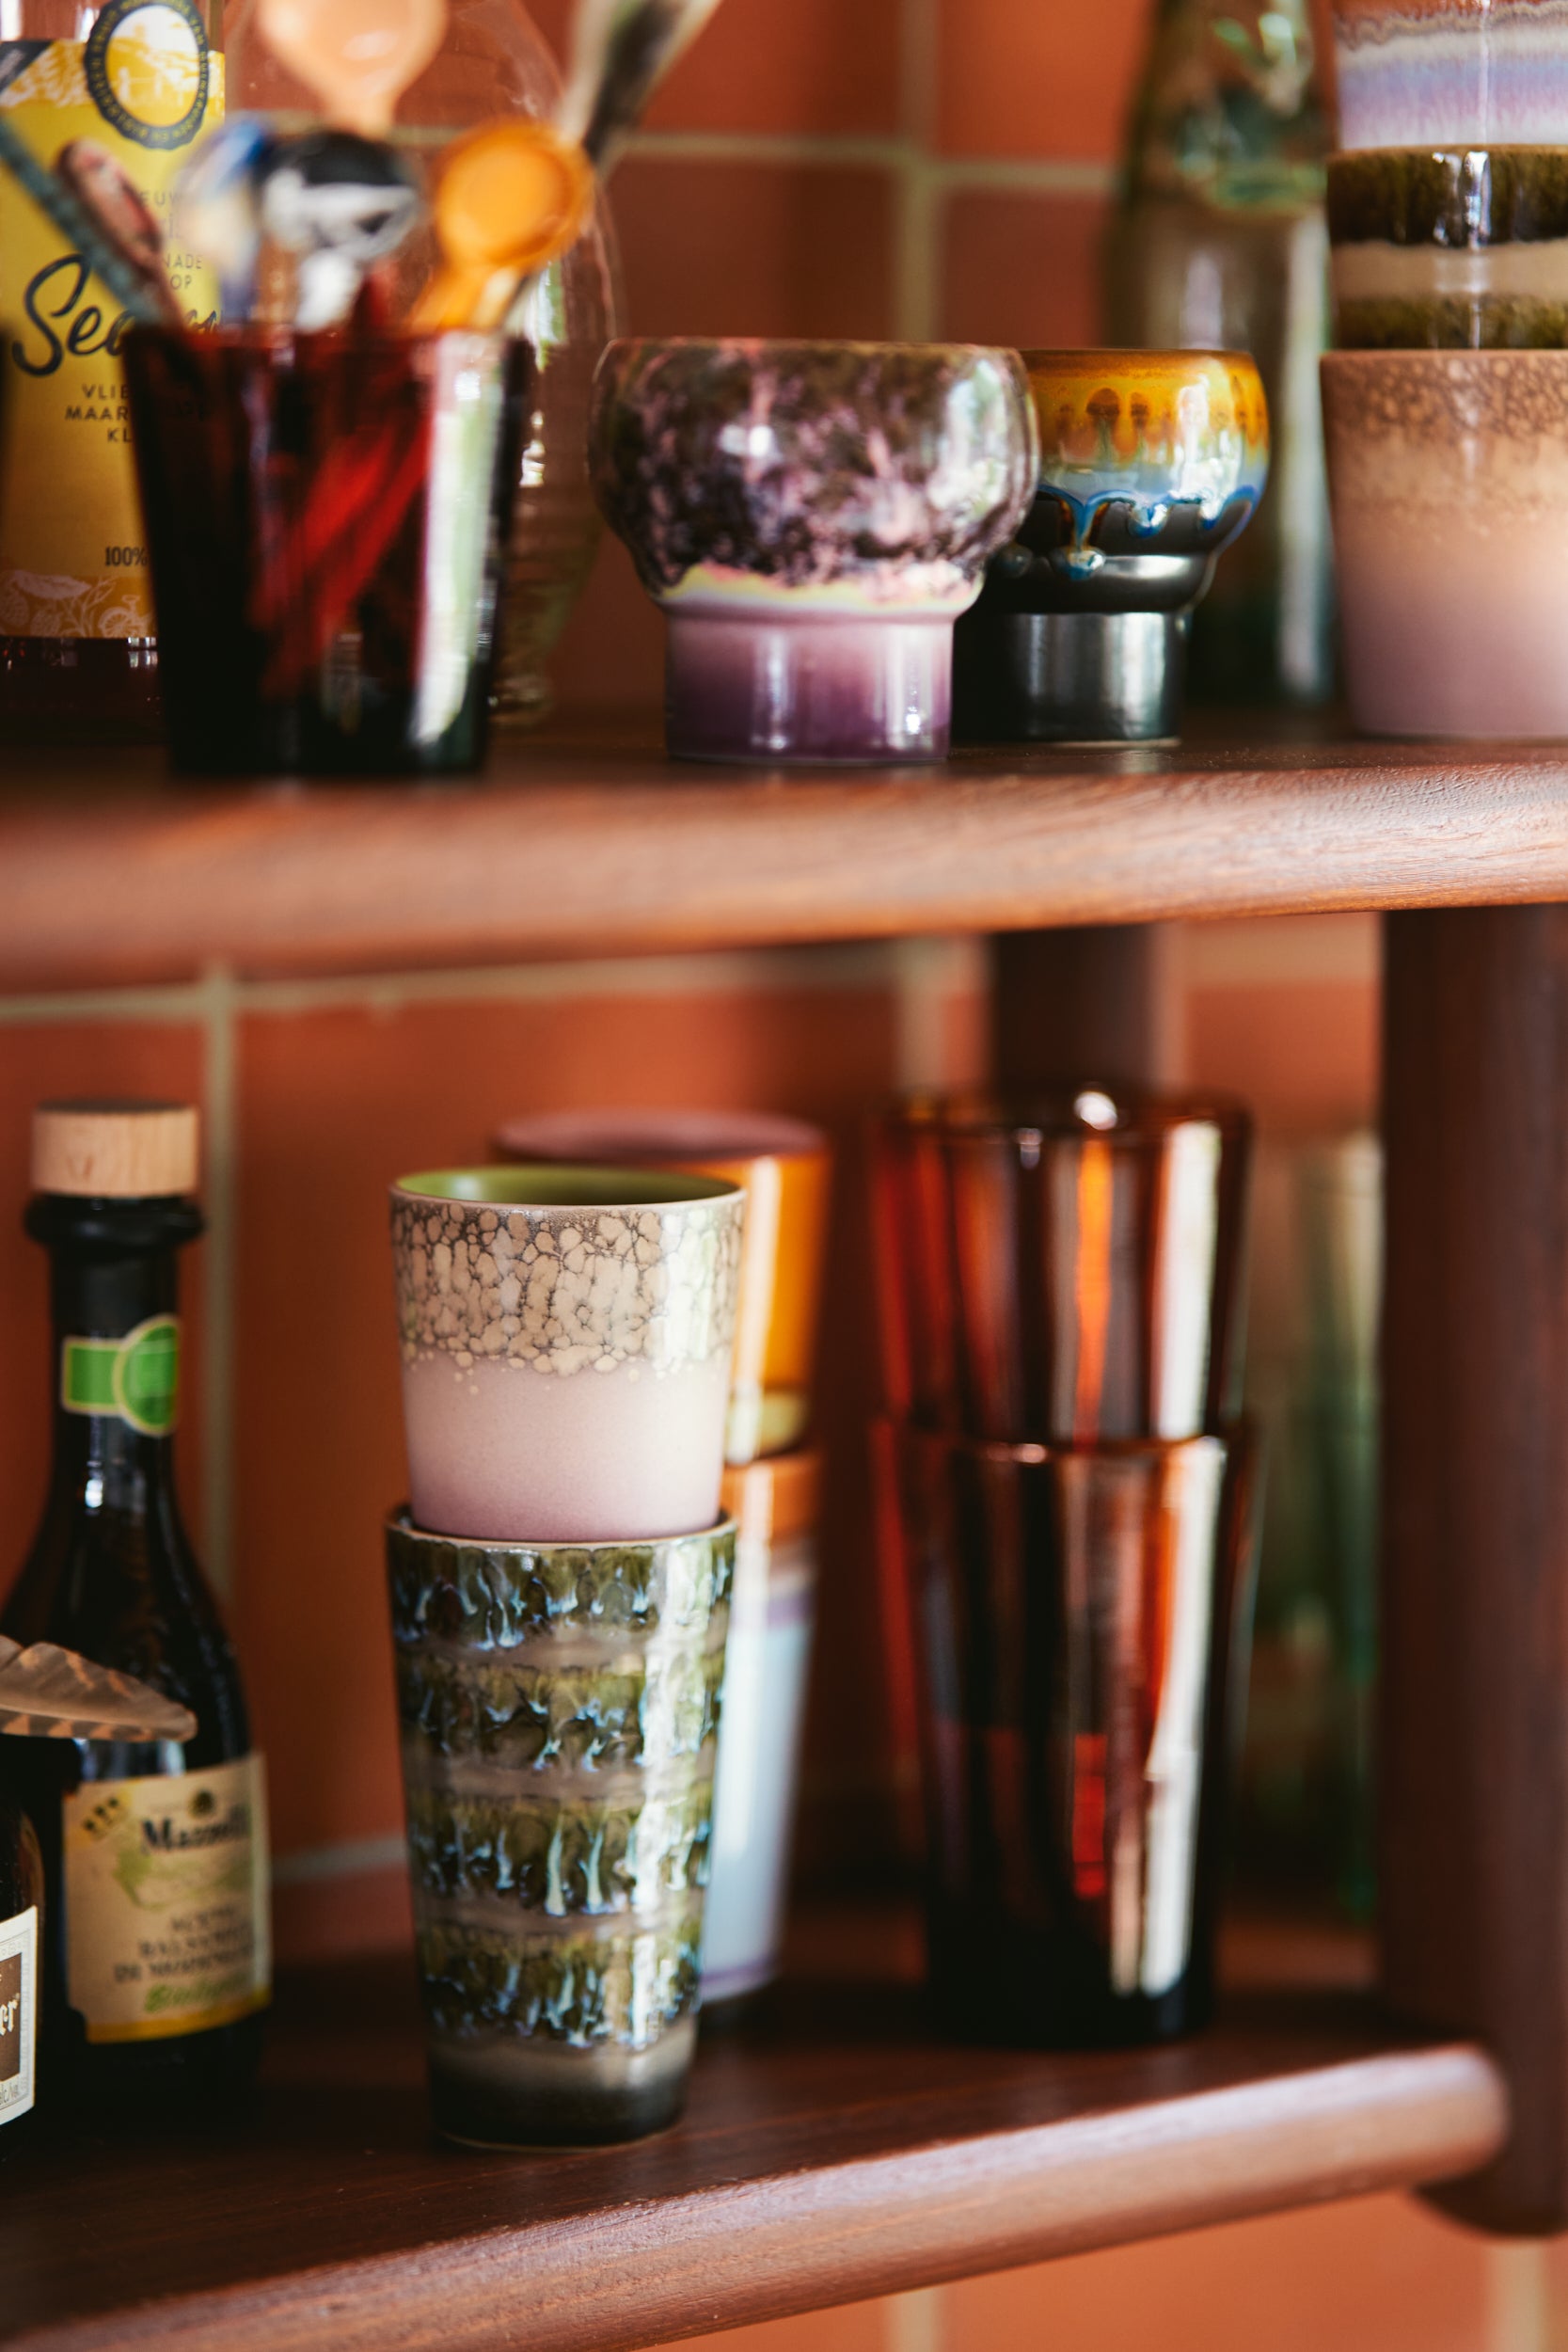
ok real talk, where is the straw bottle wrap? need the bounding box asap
[0,1633,198,2133]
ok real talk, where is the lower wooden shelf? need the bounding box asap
[2,1915,1507,2352]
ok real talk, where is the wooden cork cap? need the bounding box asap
[32,1102,199,1199]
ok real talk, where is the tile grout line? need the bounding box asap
[887,0,948,2315]
[0,982,207,1025]
[273,1832,409,1885]
[625,125,1114,199]
[198,965,239,1602]
[235,941,902,1017]
[1488,2242,1553,2352]
[885,2286,946,2352]
[0,943,905,1029]
[0,919,1376,1031]
[895,0,938,341]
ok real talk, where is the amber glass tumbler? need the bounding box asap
[874,1089,1252,1442]
[122,326,531,777]
[879,1418,1259,2047]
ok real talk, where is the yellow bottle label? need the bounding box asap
[0,20,223,639]
[63,1752,271,2043]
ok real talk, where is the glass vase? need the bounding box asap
[228,0,621,726]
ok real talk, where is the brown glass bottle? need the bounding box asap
[0,1105,268,2118]
[0,0,223,740]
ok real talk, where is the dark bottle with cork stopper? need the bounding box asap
[1,1102,269,2118]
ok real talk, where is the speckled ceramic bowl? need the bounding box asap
[589,338,1037,764]
[1333,0,1568,150]
[1329,149,1568,348]
[1323,345,1568,734]
[953,350,1270,746]
[387,1507,735,2145]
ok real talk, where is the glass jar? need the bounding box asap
[228,0,621,723]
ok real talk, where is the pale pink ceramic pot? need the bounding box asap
[390,1166,745,1543]
[1323,348,1568,737]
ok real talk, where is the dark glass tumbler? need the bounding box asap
[122,326,531,777]
[881,1418,1260,2047]
[874,1089,1252,1442]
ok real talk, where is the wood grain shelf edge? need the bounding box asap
[8,2037,1508,2352]
[7,730,1568,986]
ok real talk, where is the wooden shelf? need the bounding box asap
[4,1927,1507,2352]
[8,719,1568,987]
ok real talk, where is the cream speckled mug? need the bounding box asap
[390,1167,746,1544]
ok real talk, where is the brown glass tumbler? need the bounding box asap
[879,1417,1259,2046]
[874,1089,1251,1442]
[122,326,531,777]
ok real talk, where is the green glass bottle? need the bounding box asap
[1106,0,1334,705]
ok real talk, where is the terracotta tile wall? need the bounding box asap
[0,943,991,1964]
[528,0,1133,708]
[0,919,1377,1949]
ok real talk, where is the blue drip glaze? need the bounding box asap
[1048,485,1260,573]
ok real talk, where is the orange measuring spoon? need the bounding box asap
[412,119,594,330]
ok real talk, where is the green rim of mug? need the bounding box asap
[392,1165,743,1209]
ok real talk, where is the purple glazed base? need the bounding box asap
[664,612,955,765]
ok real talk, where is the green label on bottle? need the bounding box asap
[61,1315,181,1436]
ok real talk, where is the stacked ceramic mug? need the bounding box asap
[1323,0,1568,734]
[386,1163,746,2147]
[490,1113,833,2013]
[873,1089,1260,2048]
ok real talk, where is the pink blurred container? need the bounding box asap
[1323,348,1568,738]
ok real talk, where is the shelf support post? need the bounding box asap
[1383,904,1568,2232]
[991,924,1179,1089]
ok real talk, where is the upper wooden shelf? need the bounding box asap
[3,1924,1508,2352]
[8,717,1568,987]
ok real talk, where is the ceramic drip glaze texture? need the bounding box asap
[589,338,1038,763]
[953,351,1270,744]
[1022,351,1270,572]
[1333,0,1568,148]
[1329,149,1568,346]
[390,1168,745,1543]
[387,1509,735,2144]
[1322,347,1568,734]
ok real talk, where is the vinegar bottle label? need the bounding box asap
[0,1905,38,2126]
[0,18,223,641]
[62,1754,271,2042]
